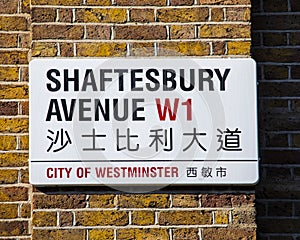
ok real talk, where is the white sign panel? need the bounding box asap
[29,58,258,186]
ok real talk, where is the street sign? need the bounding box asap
[29,58,258,186]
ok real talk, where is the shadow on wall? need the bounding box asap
[252,0,300,239]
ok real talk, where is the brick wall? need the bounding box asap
[0,0,257,239]
[252,0,300,239]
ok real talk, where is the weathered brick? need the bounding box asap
[33,211,57,227]
[32,25,84,40]
[202,228,256,240]
[263,33,287,46]
[132,210,155,225]
[20,169,29,183]
[291,0,300,11]
[19,33,31,48]
[59,211,73,227]
[33,194,86,209]
[76,210,128,226]
[20,67,29,82]
[119,194,169,208]
[226,7,250,21]
[212,41,226,55]
[0,221,28,236]
[21,203,31,218]
[0,118,28,133]
[268,201,293,217]
[0,67,19,81]
[115,0,166,6]
[172,194,199,207]
[211,7,224,21]
[290,32,300,46]
[170,25,195,39]
[202,194,231,207]
[32,42,58,57]
[31,0,82,5]
[58,8,73,22]
[157,7,209,22]
[60,43,74,57]
[77,43,127,57]
[0,169,18,184]
[0,187,28,202]
[89,194,116,208]
[86,25,111,39]
[21,0,30,13]
[159,210,212,225]
[252,15,300,31]
[89,229,114,240]
[117,228,169,240]
[200,24,250,38]
[0,0,18,14]
[0,85,28,99]
[0,204,18,218]
[20,101,29,115]
[173,228,199,240]
[215,210,229,224]
[19,135,29,150]
[0,16,28,31]
[0,102,18,116]
[114,25,167,40]
[86,0,111,5]
[227,41,251,55]
[0,136,17,151]
[31,8,56,22]
[232,208,256,225]
[0,33,18,48]
[198,0,250,4]
[158,41,210,56]
[75,9,127,23]
[0,51,28,64]
[263,0,288,12]
[130,8,155,23]
[231,194,255,207]
[33,229,85,240]
[0,153,28,167]
[292,134,300,147]
[170,0,194,5]
[264,65,288,80]
[130,42,154,56]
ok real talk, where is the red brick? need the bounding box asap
[201,194,232,207]
[0,102,18,116]
[32,25,84,40]
[0,0,18,14]
[114,25,167,40]
[33,194,86,209]
[212,41,225,55]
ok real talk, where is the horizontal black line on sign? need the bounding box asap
[31,160,258,163]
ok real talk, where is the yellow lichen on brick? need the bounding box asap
[117,228,169,240]
[0,67,19,81]
[0,204,18,218]
[89,229,114,240]
[76,211,129,226]
[199,24,250,38]
[159,42,210,56]
[89,194,116,208]
[215,211,229,224]
[32,0,82,5]
[157,7,209,22]
[86,0,111,5]
[0,169,18,184]
[227,41,251,55]
[0,153,28,167]
[33,211,57,227]
[77,43,127,57]
[0,85,28,99]
[32,42,58,57]
[0,136,17,150]
[132,211,155,225]
[0,16,28,31]
[19,135,29,150]
[76,9,127,23]
[0,118,28,133]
